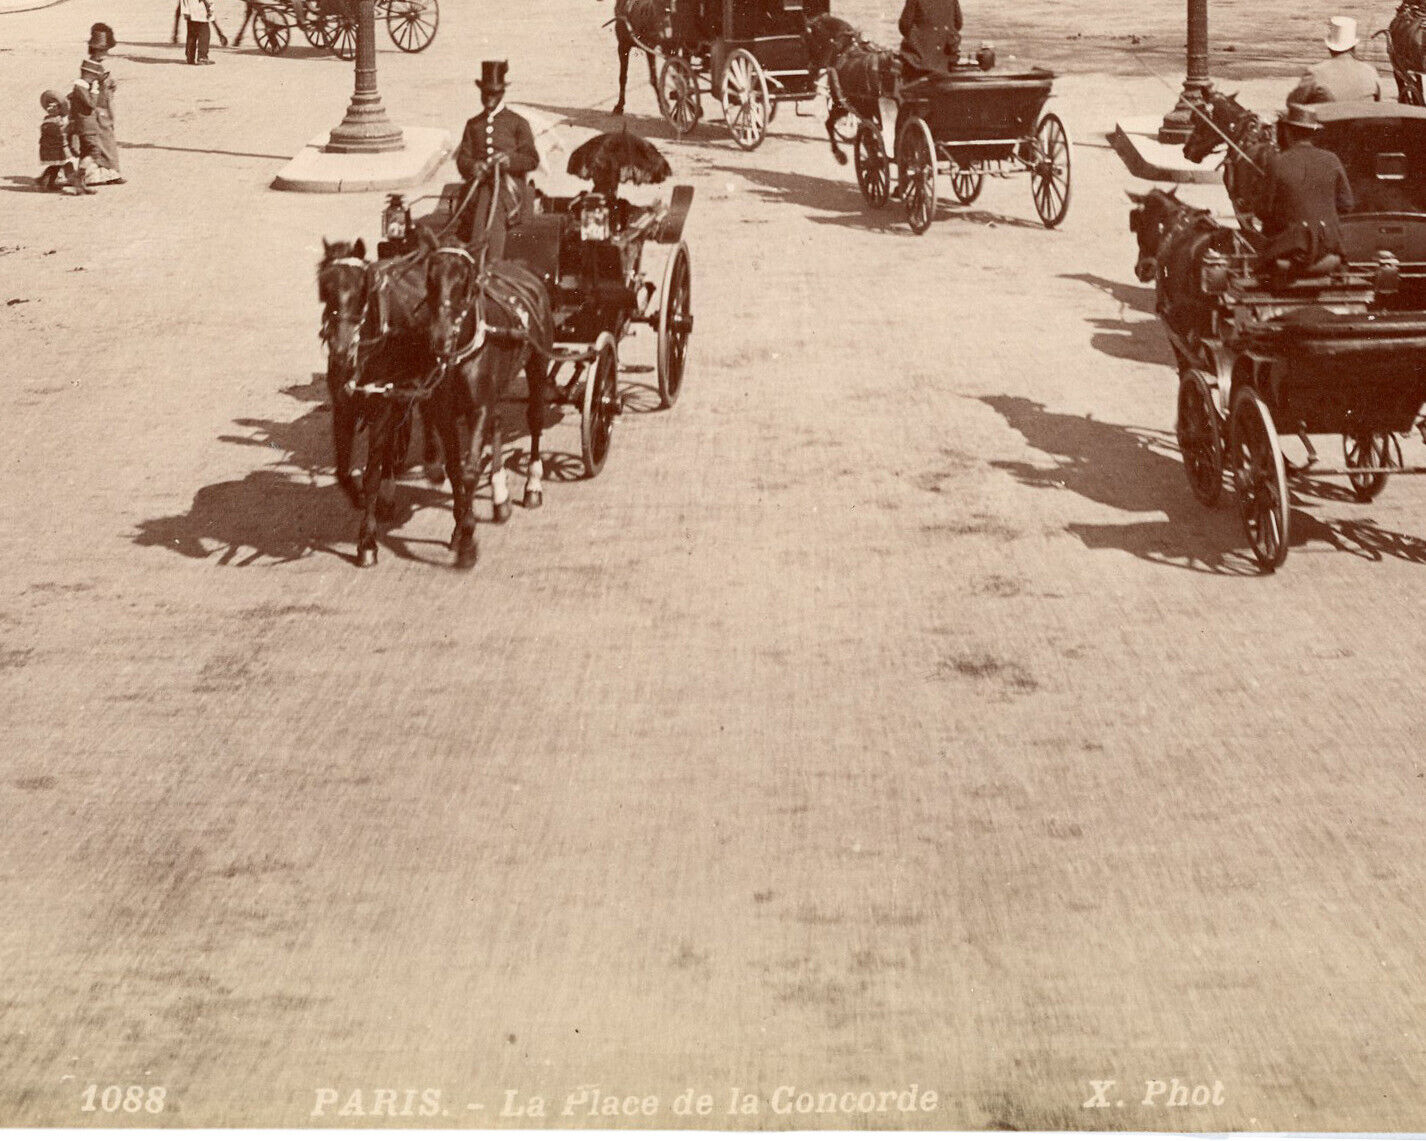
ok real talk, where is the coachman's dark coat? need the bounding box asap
[898,0,962,77]
[1257,138,1355,255]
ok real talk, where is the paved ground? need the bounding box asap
[2,0,1426,1130]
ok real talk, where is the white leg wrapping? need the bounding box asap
[527,457,544,495]
[492,468,510,506]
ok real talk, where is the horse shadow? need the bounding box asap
[521,101,679,143]
[1058,272,1170,366]
[1059,272,1156,314]
[982,394,1426,573]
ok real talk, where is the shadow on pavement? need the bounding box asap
[1059,272,1156,314]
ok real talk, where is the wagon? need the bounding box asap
[378,182,695,478]
[1167,103,1426,572]
[311,0,438,58]
[850,64,1071,232]
[654,0,822,150]
[241,0,324,56]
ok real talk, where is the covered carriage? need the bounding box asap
[1164,103,1426,571]
[655,0,823,149]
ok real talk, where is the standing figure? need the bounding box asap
[455,61,540,261]
[180,0,216,63]
[68,81,124,185]
[1288,16,1381,105]
[36,91,93,194]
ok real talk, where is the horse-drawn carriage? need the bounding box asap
[651,0,823,149]
[1134,102,1426,572]
[243,0,437,58]
[849,64,1071,232]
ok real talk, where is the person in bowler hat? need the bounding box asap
[454,61,540,259]
[1256,103,1355,275]
[1288,16,1381,105]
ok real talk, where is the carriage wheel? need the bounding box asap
[950,168,984,205]
[385,0,437,52]
[296,0,325,45]
[1176,369,1224,506]
[657,242,693,409]
[1028,112,1072,228]
[854,124,890,209]
[253,10,290,53]
[657,57,702,135]
[897,117,937,235]
[1344,430,1394,502]
[322,12,357,57]
[721,49,770,151]
[581,334,619,478]
[1229,387,1290,572]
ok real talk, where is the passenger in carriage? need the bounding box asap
[455,60,540,260]
[897,0,962,80]
[1288,16,1382,106]
[1255,103,1355,278]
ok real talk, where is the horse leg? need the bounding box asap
[489,357,512,525]
[421,404,444,483]
[333,396,362,509]
[825,72,849,164]
[645,47,659,93]
[374,409,406,523]
[523,351,548,509]
[355,405,391,567]
[442,377,478,568]
[615,28,631,115]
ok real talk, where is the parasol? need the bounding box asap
[566,127,672,188]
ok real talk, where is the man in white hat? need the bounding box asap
[1288,16,1381,105]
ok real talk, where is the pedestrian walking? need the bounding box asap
[68,81,124,185]
[180,0,216,64]
[36,90,93,195]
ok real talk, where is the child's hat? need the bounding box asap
[40,88,69,112]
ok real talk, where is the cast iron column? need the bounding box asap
[327,0,403,153]
[1158,0,1210,144]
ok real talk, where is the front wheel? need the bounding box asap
[657,56,702,135]
[897,117,937,235]
[253,10,290,53]
[1029,111,1072,228]
[950,167,983,204]
[1229,387,1290,572]
[1177,369,1224,506]
[721,48,770,151]
[385,0,437,51]
[321,10,357,57]
[581,334,619,478]
[1344,430,1394,502]
[854,123,890,209]
[657,242,692,408]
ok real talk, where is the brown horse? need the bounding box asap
[1182,89,1275,228]
[805,13,901,165]
[603,0,674,116]
[1387,0,1426,105]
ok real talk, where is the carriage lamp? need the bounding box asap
[383,194,409,241]
[580,194,611,243]
[1200,249,1229,295]
[1374,250,1402,295]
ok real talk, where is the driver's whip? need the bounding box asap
[1127,51,1269,177]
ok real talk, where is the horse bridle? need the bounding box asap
[429,245,491,366]
[319,256,372,364]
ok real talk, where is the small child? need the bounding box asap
[37,90,91,195]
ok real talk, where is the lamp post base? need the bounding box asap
[326,94,404,154]
[1158,79,1212,145]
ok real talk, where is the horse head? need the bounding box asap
[318,238,369,370]
[1183,90,1259,164]
[804,13,857,76]
[425,237,481,360]
[1127,187,1189,282]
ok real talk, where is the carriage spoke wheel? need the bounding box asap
[897,118,937,235]
[385,0,437,52]
[721,49,770,151]
[254,11,290,53]
[657,242,693,408]
[323,12,357,57]
[296,0,325,46]
[581,335,619,478]
[1028,112,1072,228]
[1229,387,1290,573]
[657,57,702,135]
[1177,369,1224,506]
[950,167,983,205]
[1344,429,1394,502]
[854,124,890,209]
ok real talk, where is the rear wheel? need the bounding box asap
[721,49,770,150]
[295,0,325,46]
[1029,112,1072,228]
[657,242,692,408]
[1229,387,1290,572]
[253,10,290,53]
[950,167,984,204]
[1177,370,1224,506]
[321,9,357,57]
[581,334,619,478]
[385,0,437,51]
[897,117,937,235]
[1344,430,1394,502]
[854,124,890,209]
[657,56,702,135]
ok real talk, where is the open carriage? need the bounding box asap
[1166,103,1426,572]
[244,0,437,57]
[377,180,695,477]
[654,0,823,149]
[851,64,1071,232]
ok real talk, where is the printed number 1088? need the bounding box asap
[80,1085,167,1113]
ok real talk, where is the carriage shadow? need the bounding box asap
[522,101,680,143]
[979,394,1426,574]
[1059,272,1156,314]
[1085,317,1175,367]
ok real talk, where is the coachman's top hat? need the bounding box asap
[1280,103,1324,132]
[1324,15,1358,53]
[477,60,508,93]
[88,22,116,54]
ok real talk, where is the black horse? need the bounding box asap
[1387,0,1426,105]
[1182,89,1275,228]
[604,0,674,116]
[805,13,901,165]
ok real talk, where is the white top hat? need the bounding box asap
[1325,16,1358,52]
